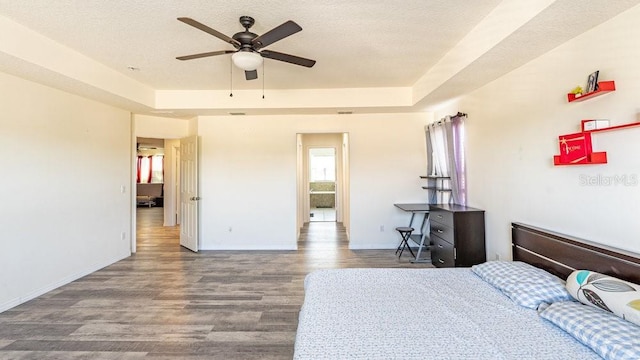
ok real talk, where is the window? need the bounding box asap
[425,113,467,205]
[309,148,336,181]
[137,155,164,183]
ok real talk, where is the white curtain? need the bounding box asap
[137,155,164,184]
[425,114,467,205]
[429,123,449,177]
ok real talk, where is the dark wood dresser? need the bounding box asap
[429,204,486,267]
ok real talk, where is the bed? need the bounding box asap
[136,183,162,207]
[294,222,640,360]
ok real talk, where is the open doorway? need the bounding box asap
[133,137,183,252]
[135,137,164,209]
[309,147,336,222]
[135,137,166,251]
[296,133,350,243]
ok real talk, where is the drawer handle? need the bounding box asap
[437,244,443,248]
[438,259,445,264]
[437,215,443,219]
[436,229,443,233]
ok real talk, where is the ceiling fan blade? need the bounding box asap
[252,20,302,49]
[178,17,240,47]
[245,70,258,80]
[176,50,234,61]
[260,50,316,68]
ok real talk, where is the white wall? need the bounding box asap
[135,114,189,139]
[163,138,180,226]
[440,5,640,260]
[197,113,429,250]
[341,133,351,237]
[0,71,132,312]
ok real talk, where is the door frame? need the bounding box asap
[131,116,186,253]
[130,117,137,253]
[296,133,350,238]
[307,146,337,223]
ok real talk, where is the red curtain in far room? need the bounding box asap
[136,156,142,183]
[136,155,153,184]
[137,155,164,183]
[147,155,153,183]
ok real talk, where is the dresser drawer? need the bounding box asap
[430,209,454,228]
[431,235,455,267]
[430,221,454,243]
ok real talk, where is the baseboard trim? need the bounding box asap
[199,244,297,251]
[0,251,131,313]
[349,242,397,250]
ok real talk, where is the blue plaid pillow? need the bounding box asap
[472,261,574,309]
[540,301,640,360]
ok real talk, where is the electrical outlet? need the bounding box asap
[495,253,500,260]
[379,225,384,232]
[228,227,233,232]
[121,232,126,240]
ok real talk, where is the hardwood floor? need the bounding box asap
[0,207,431,359]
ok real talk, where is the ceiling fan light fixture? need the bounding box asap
[177,17,315,79]
[232,50,263,71]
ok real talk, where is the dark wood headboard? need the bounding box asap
[512,222,640,284]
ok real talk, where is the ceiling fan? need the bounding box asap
[176,16,316,80]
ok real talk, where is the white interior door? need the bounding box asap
[180,135,199,252]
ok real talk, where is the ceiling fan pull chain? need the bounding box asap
[229,57,233,97]
[262,61,265,99]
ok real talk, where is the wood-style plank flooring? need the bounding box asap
[0,207,431,359]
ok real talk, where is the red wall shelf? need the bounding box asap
[554,78,637,166]
[554,152,607,166]
[584,121,640,133]
[567,81,615,102]
[553,121,640,166]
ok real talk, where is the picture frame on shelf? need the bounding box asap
[558,132,592,164]
[581,119,610,132]
[586,70,599,93]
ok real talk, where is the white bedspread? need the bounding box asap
[294,268,601,360]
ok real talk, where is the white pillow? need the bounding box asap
[566,270,640,327]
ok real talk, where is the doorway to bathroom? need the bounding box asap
[309,147,336,222]
[296,133,350,242]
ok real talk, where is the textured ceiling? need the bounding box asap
[0,0,501,90]
[1,0,639,115]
